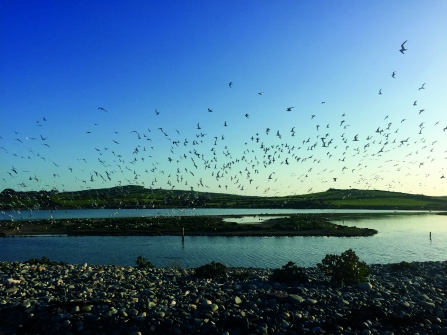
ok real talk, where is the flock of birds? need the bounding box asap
[1,40,446,207]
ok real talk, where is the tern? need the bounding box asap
[400,40,407,54]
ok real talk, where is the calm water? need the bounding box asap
[0,208,432,221]
[1,212,446,268]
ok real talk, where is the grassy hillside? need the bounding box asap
[1,186,446,211]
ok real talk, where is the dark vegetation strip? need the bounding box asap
[0,214,377,237]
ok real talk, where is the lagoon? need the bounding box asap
[0,207,435,221]
[1,211,446,268]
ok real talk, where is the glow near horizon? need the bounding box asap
[1,1,447,197]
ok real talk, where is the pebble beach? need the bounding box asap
[1,260,447,335]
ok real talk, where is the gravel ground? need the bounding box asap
[1,260,447,335]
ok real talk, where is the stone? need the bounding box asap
[266,292,289,302]
[202,303,218,312]
[418,301,435,309]
[358,282,373,290]
[234,296,242,304]
[4,278,21,286]
[305,298,318,305]
[288,294,305,305]
[81,305,93,312]
[71,306,80,314]
[262,283,272,290]
[5,287,19,293]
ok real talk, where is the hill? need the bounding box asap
[1,186,446,211]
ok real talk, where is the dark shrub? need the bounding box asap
[194,261,227,278]
[317,249,368,285]
[135,256,156,269]
[270,261,309,284]
[26,257,67,266]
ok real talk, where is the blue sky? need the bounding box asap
[1,1,447,197]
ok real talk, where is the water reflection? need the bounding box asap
[1,213,446,268]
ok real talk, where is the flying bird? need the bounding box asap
[400,40,407,54]
[392,71,396,78]
[229,82,232,88]
[419,83,425,90]
[258,92,264,95]
[286,107,294,112]
[379,89,382,95]
[98,107,108,113]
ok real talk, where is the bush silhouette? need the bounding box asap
[135,256,156,269]
[194,261,227,278]
[269,261,309,284]
[317,249,368,285]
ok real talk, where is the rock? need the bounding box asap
[358,282,373,290]
[266,292,289,302]
[81,305,93,312]
[305,298,318,305]
[234,296,242,304]
[262,283,272,290]
[3,278,21,286]
[288,294,305,305]
[71,306,80,314]
[4,287,19,293]
[202,303,219,312]
[418,300,436,309]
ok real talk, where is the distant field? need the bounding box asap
[1,186,446,211]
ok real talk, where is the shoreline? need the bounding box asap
[1,260,446,334]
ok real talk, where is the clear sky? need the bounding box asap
[1,1,447,197]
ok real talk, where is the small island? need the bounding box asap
[0,214,377,237]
